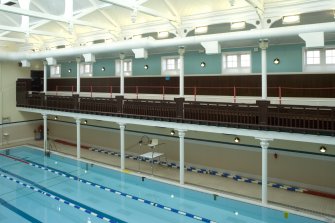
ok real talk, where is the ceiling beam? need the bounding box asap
[100,0,176,21]
[88,0,119,29]
[0,24,65,37]
[0,36,25,43]
[0,4,112,30]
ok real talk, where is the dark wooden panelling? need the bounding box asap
[27,73,335,97]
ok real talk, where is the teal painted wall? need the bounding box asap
[54,42,335,78]
[252,44,303,73]
[93,58,115,76]
[61,62,76,78]
[133,55,161,76]
[184,52,221,75]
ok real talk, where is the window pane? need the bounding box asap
[306,50,320,64]
[326,49,335,64]
[166,58,175,70]
[240,54,250,67]
[227,55,237,68]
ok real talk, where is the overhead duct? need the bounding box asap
[20,59,30,67]
[299,32,324,48]
[0,22,335,61]
[83,53,95,62]
[132,48,148,59]
[201,41,221,54]
[46,57,57,65]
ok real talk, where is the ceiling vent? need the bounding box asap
[93,39,105,44]
[56,45,65,49]
[4,1,16,6]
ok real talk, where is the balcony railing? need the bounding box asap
[16,91,335,136]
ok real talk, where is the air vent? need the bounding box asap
[93,39,105,44]
[4,1,16,6]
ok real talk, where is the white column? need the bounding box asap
[75,118,81,159]
[178,130,186,184]
[42,114,47,153]
[259,39,269,100]
[119,123,125,170]
[260,138,271,205]
[76,58,81,94]
[120,53,125,96]
[43,61,47,93]
[178,47,185,98]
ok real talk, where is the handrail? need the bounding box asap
[52,85,335,102]
[16,92,335,136]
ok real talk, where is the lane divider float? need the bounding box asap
[0,167,125,223]
[0,153,218,223]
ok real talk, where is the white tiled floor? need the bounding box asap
[4,140,335,219]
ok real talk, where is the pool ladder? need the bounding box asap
[45,139,57,157]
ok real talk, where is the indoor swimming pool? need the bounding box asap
[0,146,327,223]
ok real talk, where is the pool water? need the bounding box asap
[0,146,326,223]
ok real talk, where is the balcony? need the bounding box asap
[16,79,335,136]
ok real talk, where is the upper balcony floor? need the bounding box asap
[16,74,335,137]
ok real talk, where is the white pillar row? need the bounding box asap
[43,60,47,93]
[76,57,81,94]
[119,123,126,170]
[75,118,81,159]
[120,53,125,96]
[259,39,269,100]
[178,47,185,98]
[259,138,272,205]
[178,130,186,184]
[42,114,47,154]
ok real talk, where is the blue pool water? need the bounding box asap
[0,146,326,223]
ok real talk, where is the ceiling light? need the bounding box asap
[195,26,208,34]
[282,15,300,24]
[54,116,58,120]
[234,137,240,143]
[68,69,71,73]
[84,120,87,125]
[231,21,246,30]
[170,130,175,135]
[200,62,206,67]
[158,31,169,39]
[144,65,149,70]
[319,146,327,153]
[273,58,280,64]
[101,67,105,71]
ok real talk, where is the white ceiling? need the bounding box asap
[0,0,334,55]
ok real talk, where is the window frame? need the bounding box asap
[222,51,251,74]
[115,59,132,76]
[161,55,180,76]
[79,62,93,77]
[303,46,335,72]
[50,64,61,78]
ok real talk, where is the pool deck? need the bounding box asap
[2,140,335,221]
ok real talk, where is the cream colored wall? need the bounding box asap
[48,120,335,190]
[0,61,43,145]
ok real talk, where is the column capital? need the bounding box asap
[259,39,269,50]
[178,129,186,137]
[76,57,81,63]
[178,46,185,56]
[42,113,47,119]
[257,138,273,149]
[75,117,81,123]
[119,53,125,60]
[43,60,47,66]
[119,123,126,129]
